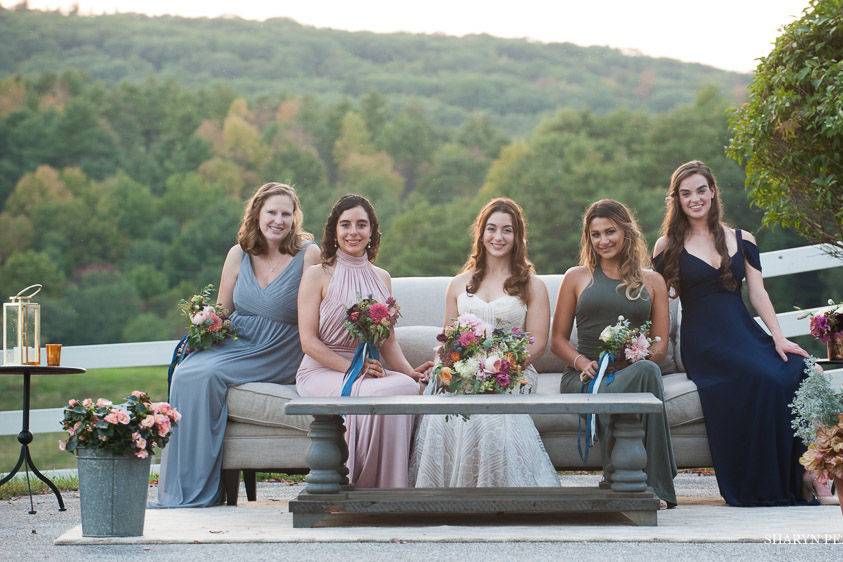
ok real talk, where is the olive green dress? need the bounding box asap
[559,265,677,505]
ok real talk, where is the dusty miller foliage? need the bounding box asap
[789,357,843,445]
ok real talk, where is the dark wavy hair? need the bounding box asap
[660,160,735,297]
[462,197,534,304]
[320,194,381,266]
[579,199,650,300]
[237,182,313,256]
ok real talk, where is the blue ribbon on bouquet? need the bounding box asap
[577,351,616,463]
[340,340,381,397]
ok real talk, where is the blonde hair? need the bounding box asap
[579,199,649,300]
[237,182,313,255]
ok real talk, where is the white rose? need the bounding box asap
[599,326,614,342]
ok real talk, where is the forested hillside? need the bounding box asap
[0,8,749,133]
[0,9,835,347]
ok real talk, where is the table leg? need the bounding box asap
[303,414,344,494]
[608,413,648,493]
[336,416,350,486]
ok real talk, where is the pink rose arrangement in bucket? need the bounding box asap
[177,284,237,352]
[60,391,181,458]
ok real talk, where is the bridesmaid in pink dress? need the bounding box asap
[296,194,430,488]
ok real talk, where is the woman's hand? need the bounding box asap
[413,360,434,382]
[578,359,598,382]
[363,358,385,378]
[773,337,809,361]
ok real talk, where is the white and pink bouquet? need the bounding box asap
[178,284,236,351]
[431,313,533,395]
[591,316,659,381]
[60,391,181,459]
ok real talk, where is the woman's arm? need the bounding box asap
[523,276,550,366]
[645,270,670,364]
[551,267,598,379]
[303,243,321,268]
[297,265,354,373]
[742,232,808,361]
[217,245,243,313]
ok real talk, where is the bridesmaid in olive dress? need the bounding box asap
[551,199,677,507]
[157,183,320,508]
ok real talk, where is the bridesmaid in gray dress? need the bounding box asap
[550,199,677,507]
[157,182,320,508]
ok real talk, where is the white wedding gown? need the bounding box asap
[410,292,559,487]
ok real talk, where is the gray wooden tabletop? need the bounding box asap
[283,393,662,415]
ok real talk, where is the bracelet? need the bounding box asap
[572,354,584,371]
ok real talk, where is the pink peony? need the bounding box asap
[191,306,214,326]
[141,415,156,428]
[458,313,490,337]
[132,432,147,450]
[82,398,93,408]
[624,334,651,363]
[131,390,145,398]
[208,313,223,333]
[368,302,390,322]
[95,398,112,408]
[67,399,78,407]
[483,355,502,374]
[169,409,182,422]
[810,315,832,342]
[105,408,130,425]
[458,331,478,347]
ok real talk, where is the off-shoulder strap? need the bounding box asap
[736,228,762,271]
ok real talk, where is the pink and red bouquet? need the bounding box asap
[178,284,236,351]
[804,300,843,343]
[431,313,533,395]
[60,391,181,459]
[343,295,401,345]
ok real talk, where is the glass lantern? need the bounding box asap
[3,284,42,366]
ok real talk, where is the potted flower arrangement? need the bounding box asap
[789,358,843,513]
[804,299,843,360]
[60,391,180,537]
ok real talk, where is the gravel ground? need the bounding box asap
[2,474,841,561]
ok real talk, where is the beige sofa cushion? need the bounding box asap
[227,382,310,432]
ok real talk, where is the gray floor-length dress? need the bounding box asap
[559,264,677,506]
[156,243,313,507]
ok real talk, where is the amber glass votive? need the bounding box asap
[46,343,62,366]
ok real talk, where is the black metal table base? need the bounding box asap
[0,371,66,514]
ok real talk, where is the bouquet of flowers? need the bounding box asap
[585,315,660,383]
[177,284,236,352]
[60,391,181,459]
[802,300,843,343]
[430,313,533,396]
[340,295,401,396]
[789,358,843,492]
[343,296,401,346]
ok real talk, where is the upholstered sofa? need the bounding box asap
[220,275,710,502]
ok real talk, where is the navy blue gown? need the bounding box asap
[655,230,810,507]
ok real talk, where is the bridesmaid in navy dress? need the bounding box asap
[652,160,827,507]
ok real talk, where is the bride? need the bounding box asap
[411,198,559,487]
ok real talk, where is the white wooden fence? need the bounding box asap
[1,243,842,437]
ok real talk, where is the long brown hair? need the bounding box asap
[462,197,534,304]
[320,194,381,266]
[579,199,649,300]
[659,160,735,297]
[237,182,313,256]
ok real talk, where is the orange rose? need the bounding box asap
[439,367,452,385]
[450,352,461,363]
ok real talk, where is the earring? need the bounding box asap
[366,242,371,249]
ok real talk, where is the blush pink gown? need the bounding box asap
[296,249,419,488]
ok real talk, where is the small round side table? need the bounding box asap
[0,365,85,514]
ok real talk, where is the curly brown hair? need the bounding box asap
[320,194,381,266]
[237,182,313,256]
[462,197,534,304]
[659,160,735,298]
[579,199,650,300]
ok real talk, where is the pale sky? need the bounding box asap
[5,0,811,73]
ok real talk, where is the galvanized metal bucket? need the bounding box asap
[77,448,151,537]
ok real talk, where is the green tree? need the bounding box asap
[0,250,66,299]
[728,0,843,254]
